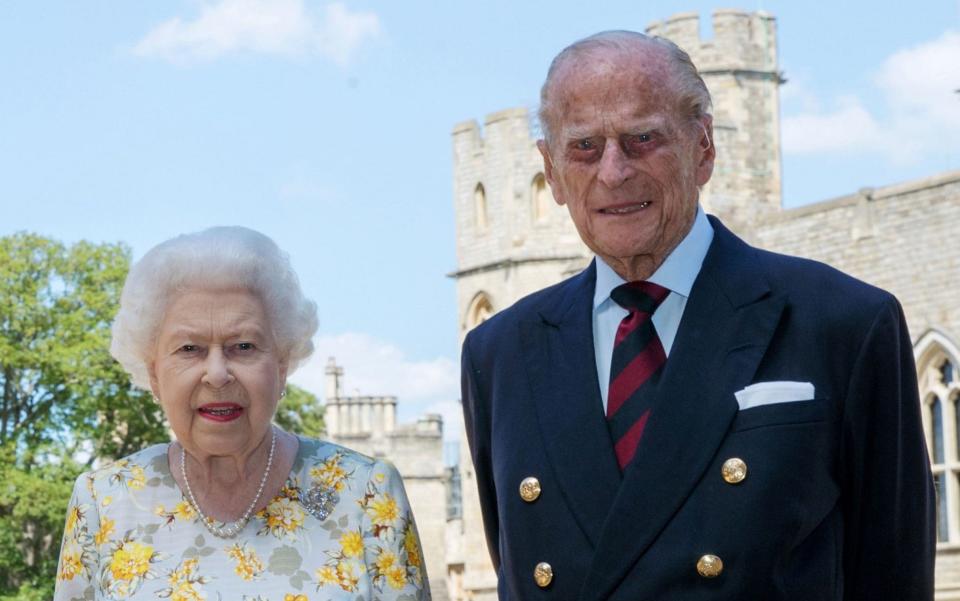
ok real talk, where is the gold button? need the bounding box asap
[696,554,724,578]
[721,457,747,484]
[519,476,541,502]
[534,562,553,587]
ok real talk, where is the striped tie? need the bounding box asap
[607,281,670,470]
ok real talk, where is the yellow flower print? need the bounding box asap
[315,565,338,586]
[375,473,385,483]
[94,517,115,546]
[309,451,353,492]
[284,595,308,601]
[158,557,208,601]
[109,540,154,581]
[155,504,167,517]
[404,527,422,568]
[173,500,196,521]
[57,538,84,581]
[367,493,399,527]
[101,536,166,598]
[65,505,82,533]
[375,550,397,573]
[225,542,264,581]
[256,496,305,539]
[340,530,363,558]
[386,565,407,590]
[336,561,359,592]
[101,495,113,507]
[127,465,146,490]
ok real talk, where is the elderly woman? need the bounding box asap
[54,227,429,600]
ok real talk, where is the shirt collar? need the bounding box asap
[593,206,714,309]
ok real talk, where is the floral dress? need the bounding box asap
[54,437,429,601]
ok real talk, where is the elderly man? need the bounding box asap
[460,31,935,600]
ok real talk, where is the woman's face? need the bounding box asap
[149,288,286,460]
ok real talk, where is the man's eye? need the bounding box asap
[178,344,199,353]
[622,133,655,155]
[236,342,255,352]
[575,139,595,151]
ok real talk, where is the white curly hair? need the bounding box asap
[110,226,318,390]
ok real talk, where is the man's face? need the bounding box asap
[538,49,714,280]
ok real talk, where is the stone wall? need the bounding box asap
[751,171,960,345]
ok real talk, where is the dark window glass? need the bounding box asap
[935,473,949,542]
[942,360,956,385]
[933,397,945,464]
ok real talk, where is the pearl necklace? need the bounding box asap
[179,428,277,539]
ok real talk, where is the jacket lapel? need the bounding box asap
[578,218,787,600]
[521,261,622,547]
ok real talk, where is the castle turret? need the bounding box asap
[648,10,783,232]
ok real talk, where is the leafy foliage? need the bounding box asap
[274,384,325,439]
[0,233,168,462]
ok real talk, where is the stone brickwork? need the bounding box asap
[447,8,960,600]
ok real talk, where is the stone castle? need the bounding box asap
[329,9,960,600]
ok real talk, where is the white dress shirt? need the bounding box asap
[592,207,714,413]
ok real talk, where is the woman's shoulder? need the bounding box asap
[292,436,379,471]
[74,443,170,494]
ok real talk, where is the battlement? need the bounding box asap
[323,357,398,437]
[452,106,534,165]
[646,9,777,73]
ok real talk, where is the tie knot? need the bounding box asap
[610,281,670,314]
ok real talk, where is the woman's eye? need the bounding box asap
[236,342,255,351]
[178,344,199,353]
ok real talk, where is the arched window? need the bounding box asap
[915,330,960,544]
[531,173,552,223]
[474,183,488,232]
[465,292,494,331]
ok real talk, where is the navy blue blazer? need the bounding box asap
[461,217,935,600]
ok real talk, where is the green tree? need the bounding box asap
[0,233,168,598]
[274,383,325,438]
[0,233,167,463]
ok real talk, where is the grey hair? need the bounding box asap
[110,226,318,389]
[538,30,712,145]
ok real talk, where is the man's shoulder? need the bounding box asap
[755,245,893,305]
[710,217,895,312]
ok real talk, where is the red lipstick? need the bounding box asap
[197,402,244,422]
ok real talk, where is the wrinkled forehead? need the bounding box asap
[548,49,680,133]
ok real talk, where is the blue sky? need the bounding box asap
[2,1,958,440]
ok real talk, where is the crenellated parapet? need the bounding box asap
[647,10,777,74]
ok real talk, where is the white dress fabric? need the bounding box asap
[54,436,429,601]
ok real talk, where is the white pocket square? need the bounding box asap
[734,381,815,411]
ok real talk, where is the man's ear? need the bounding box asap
[695,114,715,187]
[536,139,565,206]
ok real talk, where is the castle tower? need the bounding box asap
[647,10,783,232]
[450,108,591,340]
[448,11,783,600]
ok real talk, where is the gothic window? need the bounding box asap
[474,183,488,232]
[915,331,960,544]
[531,173,552,223]
[465,292,494,331]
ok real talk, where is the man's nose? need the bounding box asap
[201,347,235,388]
[596,138,636,189]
